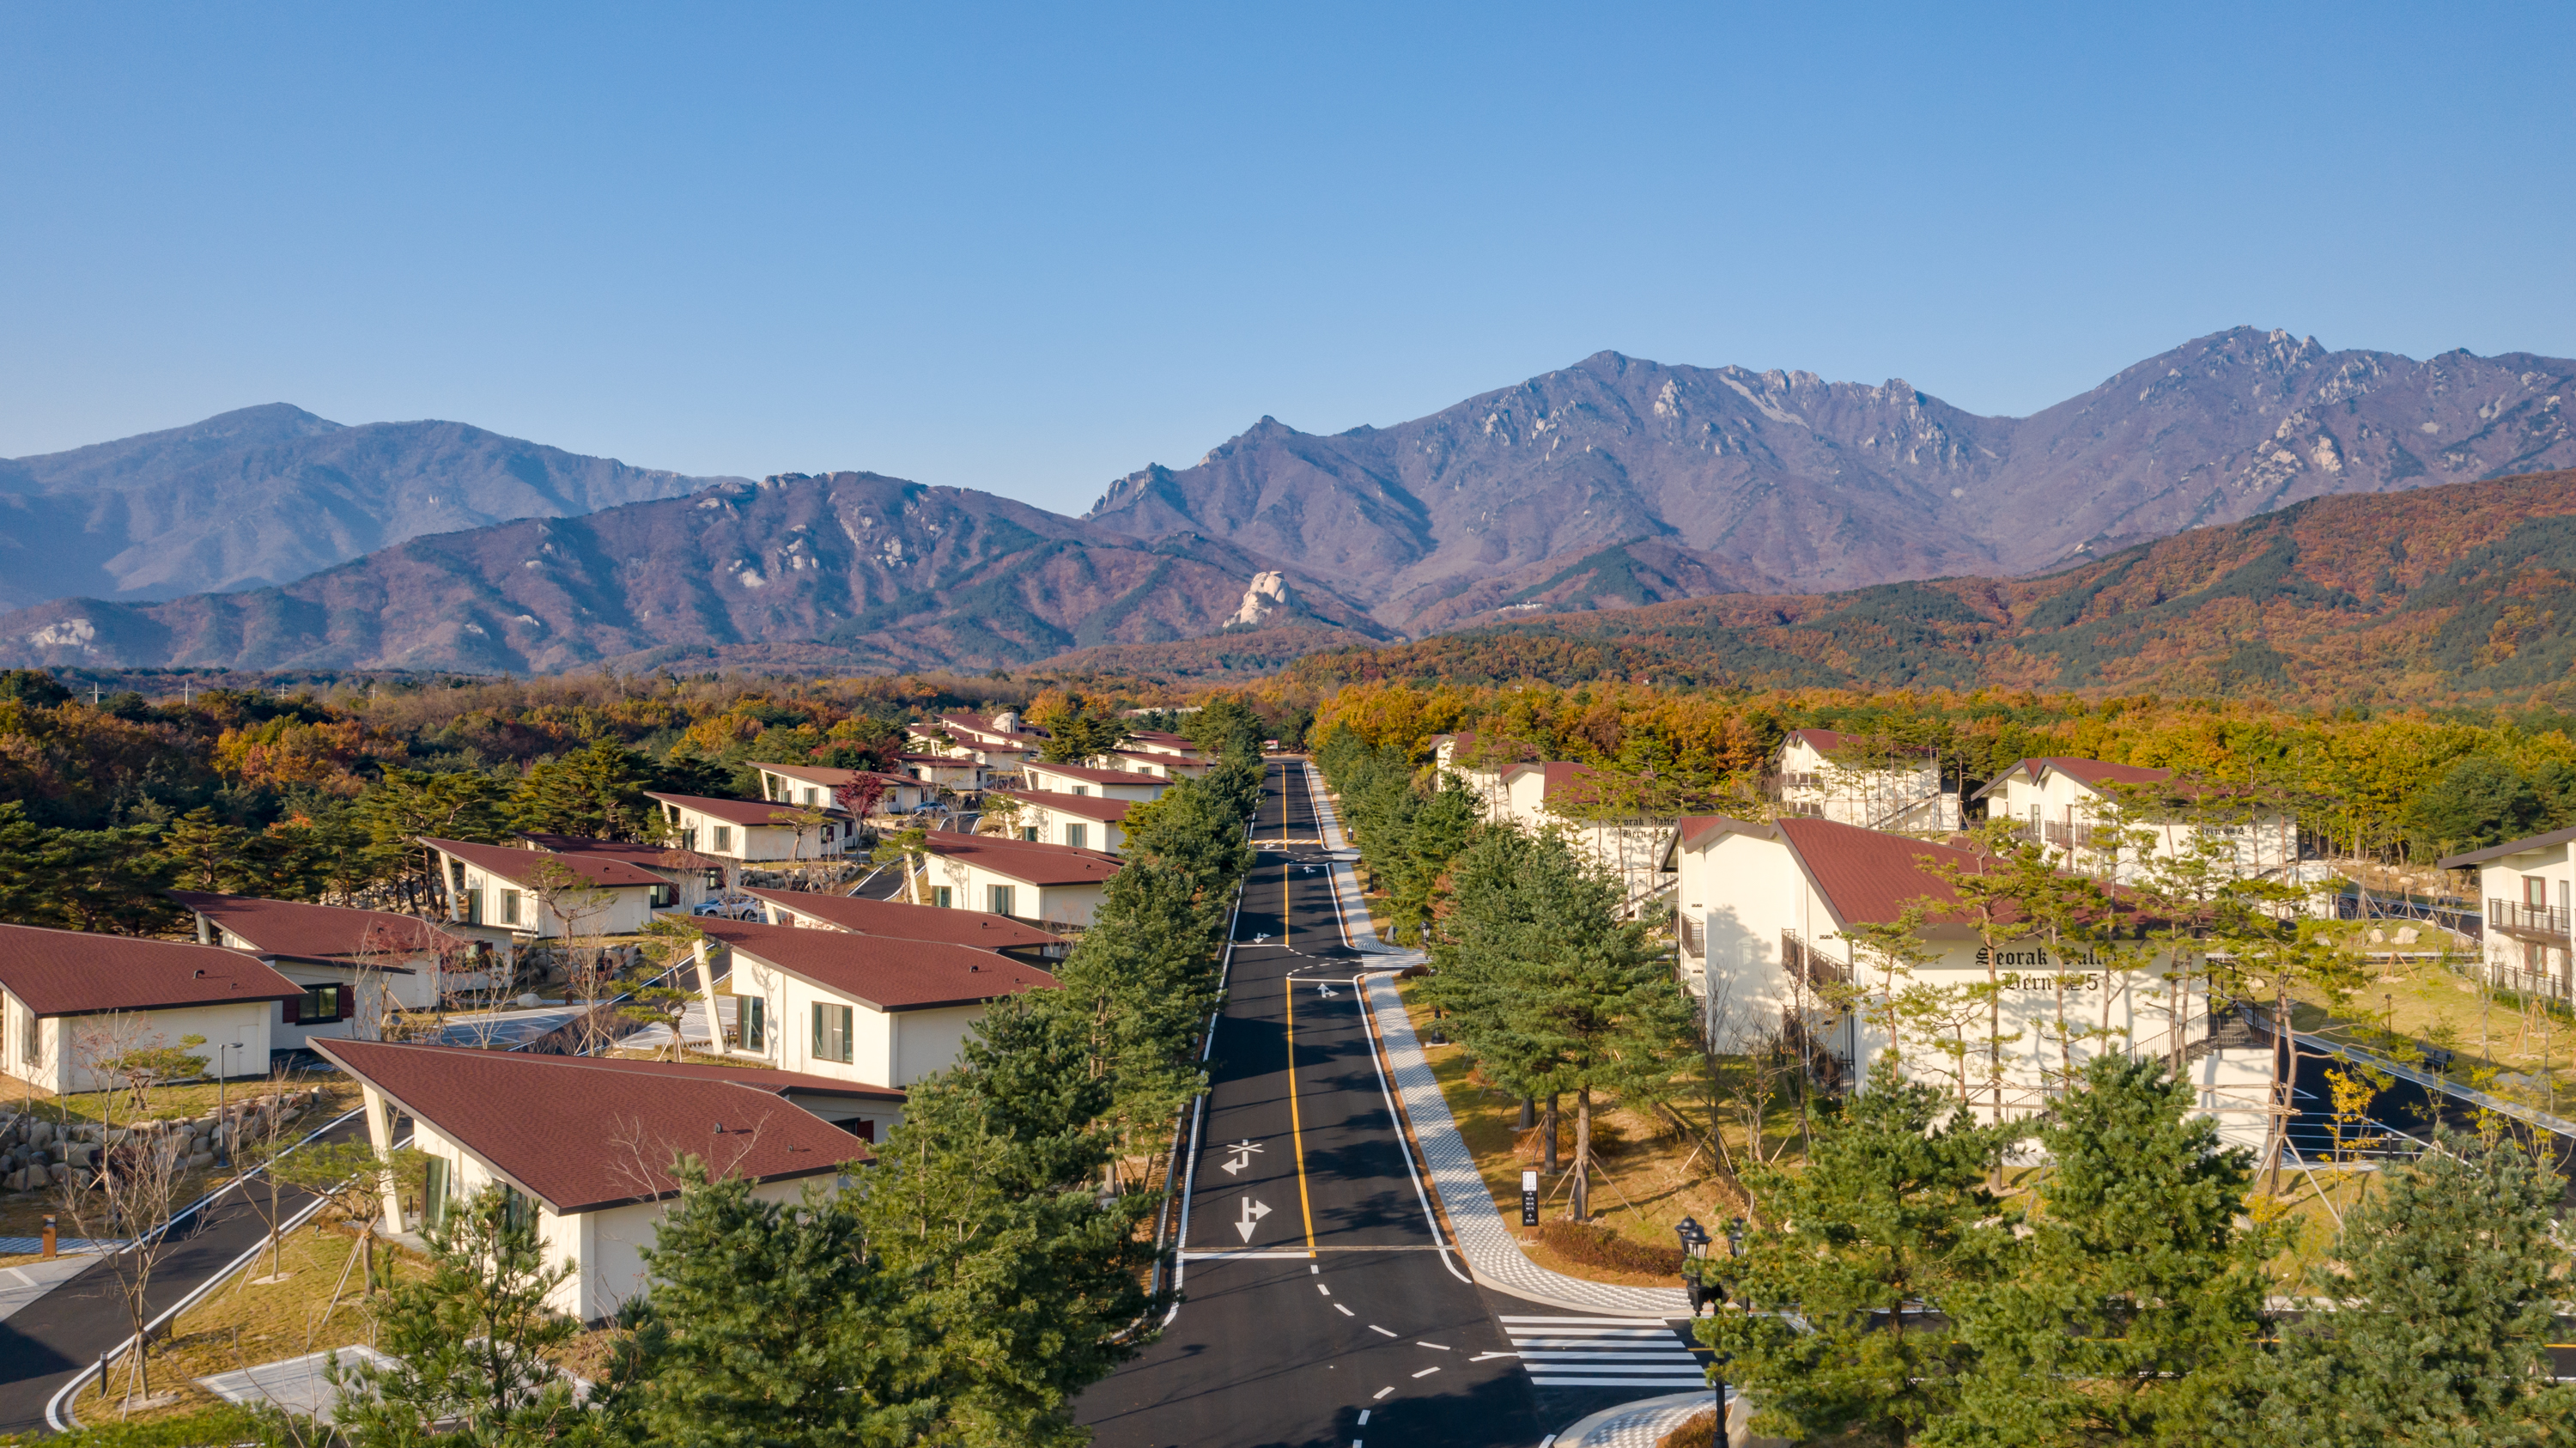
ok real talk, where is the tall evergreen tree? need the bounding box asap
[1703,1056,2010,1447]
[2228,1130,2576,1447]
[509,738,663,841]
[1937,1055,2270,1446]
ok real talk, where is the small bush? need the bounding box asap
[0,1405,295,1447]
[1655,1407,1719,1448]
[1536,1218,1686,1276]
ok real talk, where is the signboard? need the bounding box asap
[1521,1170,1540,1226]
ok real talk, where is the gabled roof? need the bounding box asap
[1662,813,1768,867]
[1783,727,1936,759]
[989,788,1134,824]
[696,916,1060,1012]
[0,922,302,1017]
[170,891,459,970]
[738,887,1063,952]
[1499,761,1606,805]
[645,792,815,828]
[923,830,1124,886]
[754,763,924,792]
[515,834,729,873]
[1020,761,1171,789]
[1124,730,1200,754]
[1775,816,1996,928]
[2439,825,2576,870]
[1970,757,2174,801]
[420,837,663,890]
[313,1039,869,1214]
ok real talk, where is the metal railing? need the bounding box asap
[1679,915,1705,959]
[2487,898,2570,938]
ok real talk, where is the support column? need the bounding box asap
[361,1085,405,1233]
[694,939,730,1056]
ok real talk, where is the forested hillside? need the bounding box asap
[1281,468,2576,709]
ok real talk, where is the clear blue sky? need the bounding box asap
[4,3,2571,517]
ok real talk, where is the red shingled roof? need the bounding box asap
[1971,757,2175,801]
[644,793,816,828]
[170,891,459,970]
[696,916,1060,1012]
[988,788,1133,824]
[1020,761,1170,789]
[923,830,1124,886]
[1774,817,1994,927]
[315,1038,868,1214]
[756,764,922,794]
[515,835,729,873]
[421,837,663,890]
[738,888,1063,952]
[0,922,302,1017]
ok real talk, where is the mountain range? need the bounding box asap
[0,404,727,608]
[2,327,2570,677]
[1281,467,2576,709]
[1088,327,2576,631]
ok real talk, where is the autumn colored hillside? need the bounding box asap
[1281,468,2576,708]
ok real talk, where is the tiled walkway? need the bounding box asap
[1551,1390,1730,1446]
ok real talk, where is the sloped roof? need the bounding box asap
[1970,757,2174,801]
[739,887,1063,952]
[516,834,728,873]
[314,1038,869,1214]
[420,837,662,890]
[1784,727,1935,758]
[754,763,923,792]
[2439,825,2576,869]
[645,792,819,828]
[922,830,1124,886]
[989,788,1134,824]
[1776,816,1994,927]
[170,891,459,970]
[1021,761,1171,788]
[696,916,1060,1012]
[0,922,302,1017]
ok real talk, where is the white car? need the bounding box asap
[692,895,762,921]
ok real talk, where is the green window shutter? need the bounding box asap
[812,1001,826,1059]
[424,1157,450,1229]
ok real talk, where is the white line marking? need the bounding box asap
[1416,1341,1451,1350]
[1370,1325,1397,1337]
[1411,1366,1440,1378]
[1358,1409,1370,1425]
[1469,1351,1517,1361]
[1499,1316,1680,1325]
[1316,1283,1330,1296]
[1373,1386,1393,1400]
[1335,1304,1354,1317]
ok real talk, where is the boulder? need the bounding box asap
[2395,926,2421,945]
[186,1151,216,1172]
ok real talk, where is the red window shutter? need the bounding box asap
[855,1119,877,1143]
[339,984,355,1020]
[282,993,300,1025]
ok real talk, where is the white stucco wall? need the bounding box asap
[0,1000,277,1093]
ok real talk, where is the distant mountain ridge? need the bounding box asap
[0,472,1388,674]
[1085,328,2576,632]
[0,404,730,607]
[1277,467,2576,709]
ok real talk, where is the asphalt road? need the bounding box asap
[1078,759,1709,1448]
[0,1110,372,1433]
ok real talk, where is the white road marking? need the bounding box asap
[1469,1351,1517,1362]
[1335,1304,1354,1317]
[1358,1409,1370,1425]
[1373,1386,1393,1400]
[1315,1283,1330,1296]
[1411,1366,1440,1378]
[1234,1196,1273,1243]
[1370,1325,1397,1337]
[1504,1316,1709,1390]
[1415,1342,1450,1350]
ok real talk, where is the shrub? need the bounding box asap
[1536,1219,1686,1276]
[1654,1407,1719,1448]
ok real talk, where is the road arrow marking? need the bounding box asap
[1234,1196,1273,1242]
[1219,1139,1264,1176]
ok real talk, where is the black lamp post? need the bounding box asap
[1674,1215,1725,1444]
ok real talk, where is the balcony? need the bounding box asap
[2488,898,2571,941]
[1781,930,1848,989]
[1679,914,1705,960]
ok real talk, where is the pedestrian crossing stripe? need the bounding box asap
[1498,1316,1710,1387]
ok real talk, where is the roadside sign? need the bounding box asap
[1521,1170,1540,1226]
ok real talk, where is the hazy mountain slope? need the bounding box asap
[0,472,1386,674]
[1278,468,2576,708]
[0,404,730,607]
[1087,330,2576,631]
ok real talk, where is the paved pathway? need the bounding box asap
[1551,1389,1732,1446]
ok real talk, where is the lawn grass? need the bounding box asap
[69,1221,427,1427]
[2275,924,2576,1119]
[1394,977,1752,1287]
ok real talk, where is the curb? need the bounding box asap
[1549,1389,1739,1448]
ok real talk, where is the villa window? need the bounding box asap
[1064,824,1086,849]
[423,1157,452,1230]
[738,994,766,1052]
[501,889,522,926]
[933,886,953,909]
[714,825,732,852]
[988,885,1016,917]
[812,1001,854,1064]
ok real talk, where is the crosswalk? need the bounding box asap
[1497,1316,1710,1389]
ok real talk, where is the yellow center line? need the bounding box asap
[1283,856,1317,1256]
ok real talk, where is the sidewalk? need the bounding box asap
[1550,1389,1740,1447]
[1303,763,1407,957]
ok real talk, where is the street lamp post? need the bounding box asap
[1674,1216,1722,1443]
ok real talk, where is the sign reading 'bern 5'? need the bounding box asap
[1971,944,2119,993]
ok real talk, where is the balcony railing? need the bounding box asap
[2488,898,2572,938]
[1679,914,1705,959]
[1782,929,1848,989]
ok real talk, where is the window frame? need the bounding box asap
[811,1001,854,1064]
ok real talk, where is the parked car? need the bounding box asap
[692,894,762,921]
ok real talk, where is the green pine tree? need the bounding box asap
[2228,1130,2576,1447]
[1702,1055,2010,1447]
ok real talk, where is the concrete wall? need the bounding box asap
[923,854,1108,928]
